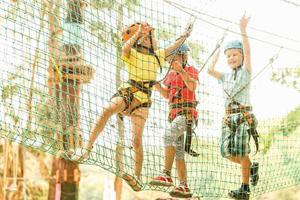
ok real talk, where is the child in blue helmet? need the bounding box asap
[150,43,199,198]
[208,14,259,200]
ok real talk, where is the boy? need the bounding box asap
[150,44,198,198]
[207,14,259,200]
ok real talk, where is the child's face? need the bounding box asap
[225,49,243,69]
[137,29,157,51]
[168,54,187,66]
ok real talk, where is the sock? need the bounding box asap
[163,169,171,176]
[241,183,250,192]
[180,181,187,186]
[251,162,259,175]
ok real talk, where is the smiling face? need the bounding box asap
[225,48,243,69]
[137,26,157,52]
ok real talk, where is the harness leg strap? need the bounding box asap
[185,123,200,157]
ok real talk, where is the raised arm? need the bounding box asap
[122,24,142,59]
[207,48,222,80]
[240,14,252,73]
[165,23,193,58]
[172,61,197,91]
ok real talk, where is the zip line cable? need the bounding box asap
[163,0,300,44]
[163,0,300,53]
[280,0,300,7]
[224,47,283,101]
[198,28,228,73]
[155,15,197,83]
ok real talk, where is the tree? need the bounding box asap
[47,0,94,199]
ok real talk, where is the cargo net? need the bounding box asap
[0,0,300,199]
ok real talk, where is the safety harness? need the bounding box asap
[112,79,157,115]
[122,22,162,72]
[168,81,200,157]
[115,22,164,116]
[136,30,162,73]
[224,101,259,154]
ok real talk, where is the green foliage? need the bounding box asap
[157,28,176,40]
[282,106,300,134]
[187,41,206,66]
[260,132,274,154]
[1,85,19,100]
[1,66,23,100]
[89,21,110,43]
[0,66,25,131]
[260,106,300,154]
[271,67,300,92]
[91,0,141,11]
[91,0,115,10]
[89,0,141,46]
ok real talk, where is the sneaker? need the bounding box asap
[250,162,259,186]
[149,172,173,187]
[169,183,192,198]
[228,187,250,200]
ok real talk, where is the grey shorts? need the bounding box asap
[220,113,257,157]
[164,115,188,160]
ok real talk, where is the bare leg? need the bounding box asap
[227,156,241,164]
[165,146,176,172]
[176,159,187,183]
[227,155,251,184]
[240,156,251,184]
[87,97,126,150]
[130,107,148,179]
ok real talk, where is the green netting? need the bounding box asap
[1,0,300,199]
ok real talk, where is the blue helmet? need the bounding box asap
[224,40,243,54]
[171,43,190,55]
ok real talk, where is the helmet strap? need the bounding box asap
[233,64,242,80]
[135,31,163,73]
[135,31,155,54]
[181,54,187,68]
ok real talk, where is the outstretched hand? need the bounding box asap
[240,13,251,32]
[182,21,194,38]
[177,21,194,41]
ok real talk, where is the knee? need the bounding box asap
[175,138,185,160]
[175,148,185,160]
[241,156,251,165]
[163,132,174,147]
[102,106,114,118]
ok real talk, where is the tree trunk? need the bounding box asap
[47,0,89,199]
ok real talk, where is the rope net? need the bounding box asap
[0,0,300,199]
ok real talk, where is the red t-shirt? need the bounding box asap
[163,65,199,121]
